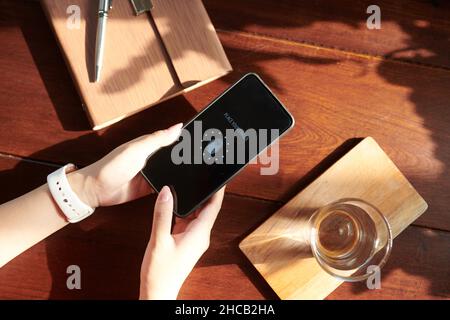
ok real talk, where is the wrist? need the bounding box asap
[67,170,99,209]
[139,271,181,300]
[139,283,179,300]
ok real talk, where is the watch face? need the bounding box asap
[142,74,294,217]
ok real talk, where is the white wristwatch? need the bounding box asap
[47,164,95,223]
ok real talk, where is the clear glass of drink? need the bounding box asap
[309,198,393,281]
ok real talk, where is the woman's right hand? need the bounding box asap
[139,185,225,300]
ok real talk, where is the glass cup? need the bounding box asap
[308,198,393,282]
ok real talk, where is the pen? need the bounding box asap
[95,0,113,82]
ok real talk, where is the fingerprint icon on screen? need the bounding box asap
[204,138,223,157]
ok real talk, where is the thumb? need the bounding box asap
[126,123,183,168]
[137,123,183,154]
[150,186,174,242]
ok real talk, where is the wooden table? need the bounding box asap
[0,0,449,299]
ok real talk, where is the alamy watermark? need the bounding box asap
[367,5,381,30]
[66,264,81,290]
[170,120,280,175]
[66,5,81,30]
[366,265,382,289]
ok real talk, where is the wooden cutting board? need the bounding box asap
[41,0,231,129]
[239,137,428,300]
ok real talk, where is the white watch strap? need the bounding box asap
[47,164,95,223]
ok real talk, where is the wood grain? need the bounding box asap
[0,157,447,299]
[41,0,230,129]
[0,1,448,231]
[205,0,450,69]
[41,0,178,129]
[185,31,450,232]
[151,0,232,87]
[0,156,278,299]
[328,225,450,299]
[239,137,428,299]
[0,0,449,300]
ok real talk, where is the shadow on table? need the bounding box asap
[0,89,197,299]
[193,139,360,299]
[1,0,449,299]
[202,0,450,298]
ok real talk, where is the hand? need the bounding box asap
[139,185,226,300]
[67,123,183,208]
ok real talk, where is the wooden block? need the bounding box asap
[40,0,231,129]
[2,1,448,230]
[239,137,428,300]
[0,156,447,299]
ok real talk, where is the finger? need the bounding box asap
[194,186,226,229]
[136,122,183,153]
[150,186,174,241]
[125,123,183,169]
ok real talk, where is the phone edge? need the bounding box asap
[141,72,295,217]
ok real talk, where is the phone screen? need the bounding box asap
[141,74,294,217]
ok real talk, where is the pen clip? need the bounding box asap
[130,0,153,16]
[99,0,113,14]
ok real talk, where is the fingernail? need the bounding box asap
[158,186,171,202]
[167,123,183,135]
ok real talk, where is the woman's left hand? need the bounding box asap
[67,123,183,208]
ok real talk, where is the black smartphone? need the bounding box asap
[141,73,295,217]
